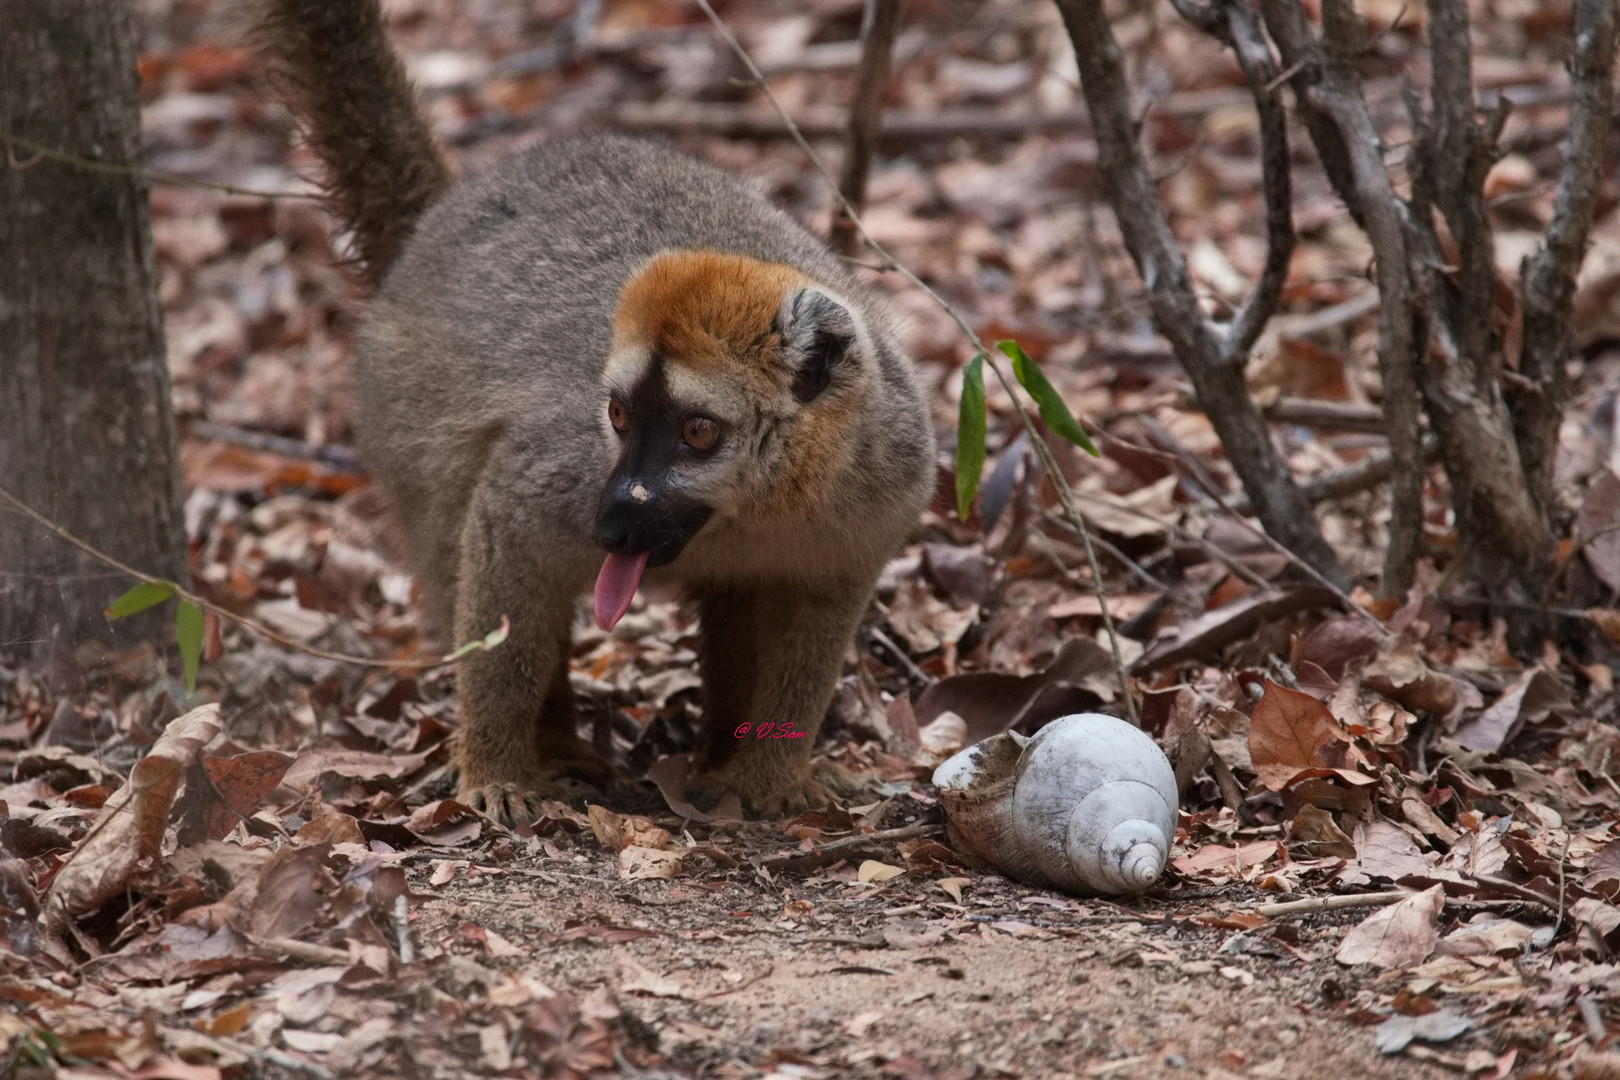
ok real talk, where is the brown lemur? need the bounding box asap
[250,0,936,822]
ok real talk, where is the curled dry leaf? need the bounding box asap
[588,804,670,852]
[1453,667,1575,752]
[1248,679,1371,791]
[49,704,221,917]
[644,754,743,823]
[1286,805,1357,859]
[1335,884,1444,969]
[913,636,1116,742]
[1364,638,1458,718]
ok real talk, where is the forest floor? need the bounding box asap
[7,0,1620,1076]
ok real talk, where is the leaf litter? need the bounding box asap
[4,0,1620,1076]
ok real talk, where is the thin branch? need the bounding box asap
[693,0,1140,724]
[1040,495,1273,592]
[188,422,366,471]
[1517,0,1618,513]
[1259,396,1388,434]
[0,128,315,200]
[1122,416,1389,631]
[1214,0,1297,358]
[0,481,471,671]
[1258,0,1423,597]
[1224,436,1440,516]
[1241,890,1409,917]
[829,0,902,256]
[1052,0,1347,590]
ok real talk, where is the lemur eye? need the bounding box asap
[608,398,629,432]
[682,416,720,453]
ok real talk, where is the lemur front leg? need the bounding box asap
[694,580,873,815]
[452,495,613,824]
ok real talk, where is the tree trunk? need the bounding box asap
[0,0,188,659]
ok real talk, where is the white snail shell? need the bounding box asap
[932,712,1178,896]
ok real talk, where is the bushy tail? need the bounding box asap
[249,0,452,284]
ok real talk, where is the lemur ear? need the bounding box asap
[776,287,858,404]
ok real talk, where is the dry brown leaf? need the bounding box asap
[1335,885,1444,969]
[1170,839,1281,879]
[618,957,691,998]
[618,845,683,881]
[1286,805,1357,859]
[588,804,670,852]
[49,704,221,917]
[1249,680,1366,790]
[858,860,905,883]
[1365,639,1458,717]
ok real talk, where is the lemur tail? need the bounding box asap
[249,0,452,284]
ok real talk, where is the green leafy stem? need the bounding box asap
[955,340,1098,520]
[0,481,504,695]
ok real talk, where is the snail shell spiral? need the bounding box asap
[934,713,1178,896]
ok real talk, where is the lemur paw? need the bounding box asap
[458,744,618,826]
[687,764,836,817]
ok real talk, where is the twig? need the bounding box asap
[0,481,478,671]
[767,822,942,866]
[602,102,1095,143]
[812,822,942,854]
[869,624,930,684]
[1259,396,1388,434]
[1030,508,1167,593]
[0,128,314,200]
[1224,435,1441,516]
[1239,890,1409,917]
[1556,830,1571,935]
[693,0,1139,725]
[246,933,352,966]
[188,422,366,471]
[1121,416,1388,632]
[1473,874,1559,911]
[829,0,902,256]
[1039,496,1271,591]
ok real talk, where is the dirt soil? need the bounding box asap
[401,826,1455,1080]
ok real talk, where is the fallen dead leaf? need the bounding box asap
[49,704,222,917]
[859,860,906,883]
[1335,885,1444,969]
[618,845,683,881]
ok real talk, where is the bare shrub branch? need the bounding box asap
[1052,0,1348,588]
[829,0,902,256]
[1517,0,1618,513]
[1257,0,1425,597]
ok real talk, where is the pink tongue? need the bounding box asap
[594,551,650,630]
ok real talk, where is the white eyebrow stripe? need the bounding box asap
[603,348,652,392]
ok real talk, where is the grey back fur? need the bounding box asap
[356,133,933,636]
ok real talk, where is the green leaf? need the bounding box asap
[997,339,1099,456]
[442,615,511,662]
[106,580,176,619]
[175,599,204,693]
[955,353,988,521]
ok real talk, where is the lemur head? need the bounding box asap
[589,249,873,627]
